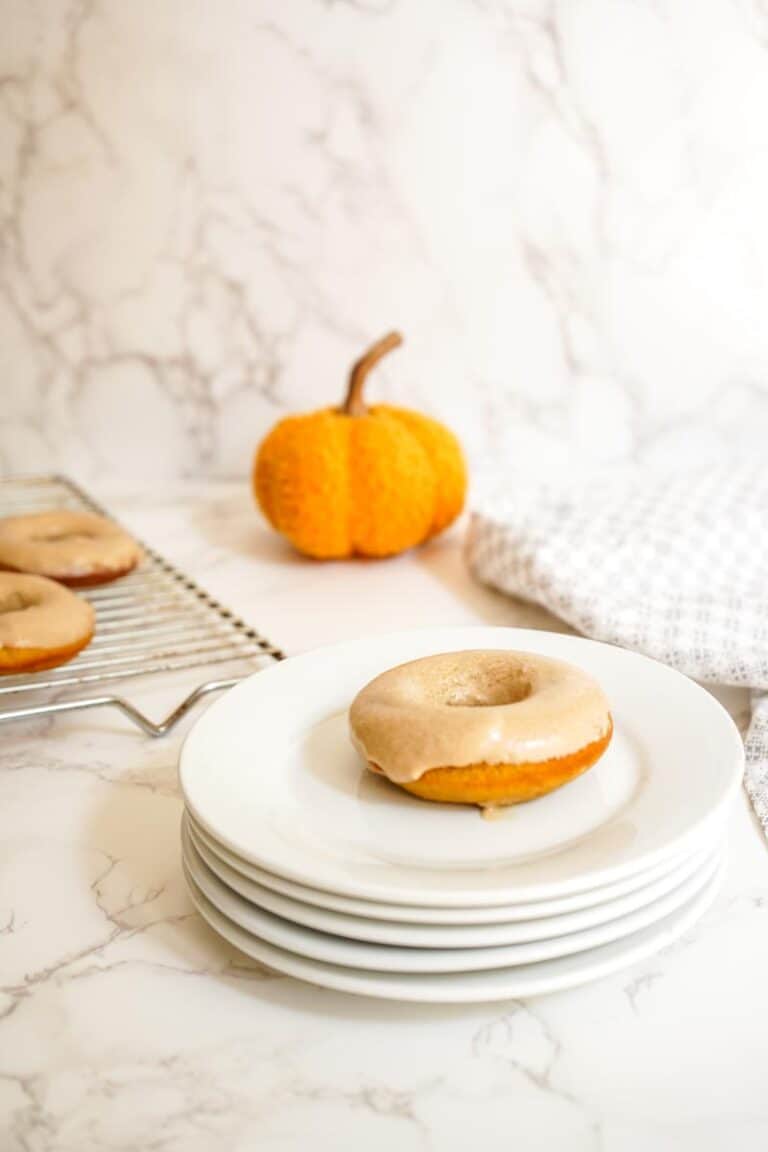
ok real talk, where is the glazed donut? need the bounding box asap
[349,649,613,807]
[0,573,95,673]
[0,510,141,586]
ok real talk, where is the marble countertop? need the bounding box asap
[2,482,768,1152]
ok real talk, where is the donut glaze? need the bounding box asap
[349,650,613,806]
[0,572,95,673]
[0,510,141,586]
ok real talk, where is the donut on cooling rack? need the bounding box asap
[0,510,141,587]
[0,572,95,674]
[349,649,613,808]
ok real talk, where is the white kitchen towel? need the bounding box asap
[465,459,768,831]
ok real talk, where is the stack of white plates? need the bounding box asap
[179,627,743,1003]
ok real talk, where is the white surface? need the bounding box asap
[185,814,720,950]
[183,855,725,1004]
[2,485,768,1150]
[180,627,742,905]
[188,807,721,926]
[4,4,768,486]
[182,822,722,977]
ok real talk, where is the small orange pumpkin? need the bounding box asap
[254,333,467,559]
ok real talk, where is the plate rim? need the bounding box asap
[183,858,724,1002]
[184,815,721,951]
[182,828,722,973]
[185,807,725,923]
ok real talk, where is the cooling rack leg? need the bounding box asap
[0,679,245,737]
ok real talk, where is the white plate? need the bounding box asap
[187,808,721,924]
[184,814,719,949]
[184,858,725,1002]
[182,826,721,974]
[180,627,742,906]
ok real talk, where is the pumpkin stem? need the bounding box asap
[343,331,403,417]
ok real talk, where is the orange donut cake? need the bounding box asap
[349,650,613,808]
[0,510,141,586]
[0,572,95,673]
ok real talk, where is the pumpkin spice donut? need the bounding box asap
[0,573,95,673]
[0,510,141,587]
[349,650,613,808]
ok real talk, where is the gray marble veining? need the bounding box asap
[3,1,768,486]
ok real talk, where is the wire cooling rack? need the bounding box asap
[0,475,284,735]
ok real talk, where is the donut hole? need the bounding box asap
[0,590,38,615]
[32,531,97,544]
[441,667,532,708]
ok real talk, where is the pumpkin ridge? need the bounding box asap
[348,412,435,557]
[375,404,467,536]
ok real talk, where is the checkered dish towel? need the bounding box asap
[465,461,768,832]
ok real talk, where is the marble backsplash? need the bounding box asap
[2,0,768,489]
